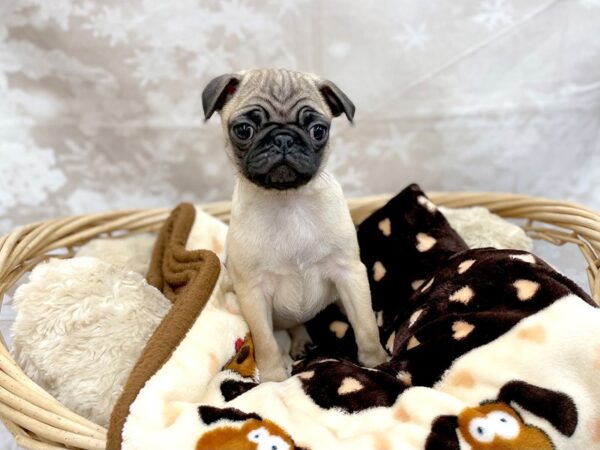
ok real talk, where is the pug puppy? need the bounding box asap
[202,68,388,381]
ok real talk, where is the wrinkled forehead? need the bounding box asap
[224,69,330,123]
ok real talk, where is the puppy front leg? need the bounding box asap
[236,285,288,382]
[332,261,388,367]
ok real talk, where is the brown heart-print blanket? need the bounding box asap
[108,185,600,450]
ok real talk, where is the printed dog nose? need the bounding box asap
[273,133,295,149]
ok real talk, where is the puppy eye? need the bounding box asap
[309,124,328,142]
[233,123,255,141]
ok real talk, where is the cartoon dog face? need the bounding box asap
[426,381,578,450]
[196,418,295,450]
[458,402,553,450]
[197,406,303,450]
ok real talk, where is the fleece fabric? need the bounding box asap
[108,185,599,450]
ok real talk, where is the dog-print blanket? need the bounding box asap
[107,185,600,450]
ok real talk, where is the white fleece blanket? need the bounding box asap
[120,295,600,450]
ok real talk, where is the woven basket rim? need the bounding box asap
[0,191,599,450]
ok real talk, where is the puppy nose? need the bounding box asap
[273,133,295,149]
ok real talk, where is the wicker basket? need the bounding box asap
[0,192,599,450]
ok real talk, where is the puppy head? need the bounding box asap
[202,68,355,190]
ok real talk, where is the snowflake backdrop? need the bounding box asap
[1,0,599,230]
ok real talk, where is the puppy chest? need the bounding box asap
[240,219,333,267]
[270,269,336,328]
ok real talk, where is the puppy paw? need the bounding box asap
[259,362,289,383]
[358,345,389,368]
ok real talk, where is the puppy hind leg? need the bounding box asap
[289,324,313,359]
[331,261,389,367]
[275,329,292,355]
[275,330,295,375]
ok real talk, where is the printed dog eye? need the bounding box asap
[486,411,520,439]
[469,417,495,443]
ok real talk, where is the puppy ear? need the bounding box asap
[497,380,578,436]
[202,74,241,120]
[318,80,356,122]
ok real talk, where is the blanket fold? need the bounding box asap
[108,203,221,449]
